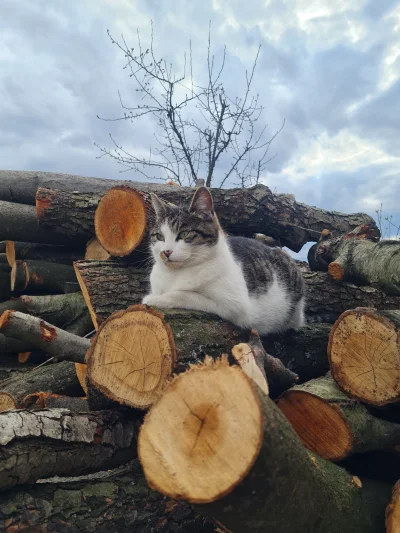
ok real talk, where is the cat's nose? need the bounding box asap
[164,250,172,258]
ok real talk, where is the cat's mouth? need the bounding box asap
[160,253,184,268]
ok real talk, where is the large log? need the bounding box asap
[277,375,400,461]
[139,357,391,533]
[0,170,378,251]
[301,262,400,316]
[0,360,84,410]
[22,392,90,411]
[328,308,400,406]
[0,311,90,363]
[308,226,400,295]
[0,409,138,490]
[20,292,88,328]
[386,480,400,533]
[0,200,76,245]
[0,266,11,302]
[5,240,83,267]
[11,259,77,294]
[0,460,218,533]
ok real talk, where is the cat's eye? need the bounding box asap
[177,231,190,240]
[152,232,165,241]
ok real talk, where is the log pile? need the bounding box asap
[0,169,399,532]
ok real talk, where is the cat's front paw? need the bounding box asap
[142,294,171,308]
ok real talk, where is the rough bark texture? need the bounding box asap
[0,170,378,251]
[0,200,76,246]
[6,240,83,266]
[20,292,88,328]
[328,309,400,406]
[0,460,218,533]
[22,392,90,411]
[0,360,84,408]
[74,260,149,328]
[12,260,78,294]
[0,409,138,490]
[277,375,400,461]
[0,311,90,363]
[308,226,400,295]
[36,187,100,240]
[301,262,400,316]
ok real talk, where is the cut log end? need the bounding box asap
[74,262,98,329]
[5,240,15,267]
[85,237,111,260]
[139,356,264,504]
[386,481,400,533]
[328,261,344,280]
[86,304,176,409]
[0,392,16,412]
[329,309,400,406]
[75,362,88,395]
[277,391,352,461]
[94,186,147,257]
[11,260,28,292]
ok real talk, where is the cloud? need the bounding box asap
[0,0,398,239]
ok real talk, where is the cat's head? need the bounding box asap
[149,187,220,268]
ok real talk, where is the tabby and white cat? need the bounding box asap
[143,187,305,335]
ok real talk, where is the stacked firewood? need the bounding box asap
[0,170,399,533]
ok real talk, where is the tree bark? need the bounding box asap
[0,170,378,251]
[139,357,391,533]
[0,332,33,354]
[0,311,90,364]
[0,200,77,246]
[0,360,84,410]
[11,259,78,294]
[0,268,11,302]
[5,240,83,267]
[300,262,400,316]
[328,308,400,406]
[0,298,27,315]
[0,409,138,490]
[20,292,88,328]
[308,226,400,295]
[277,375,400,461]
[0,460,218,533]
[22,392,90,411]
[36,187,99,240]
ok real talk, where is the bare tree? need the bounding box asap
[96,22,284,188]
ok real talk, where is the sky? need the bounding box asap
[1,0,400,249]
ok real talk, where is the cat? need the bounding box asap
[142,187,305,335]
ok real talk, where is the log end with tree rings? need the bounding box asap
[85,237,111,260]
[86,304,176,409]
[386,481,400,533]
[138,356,264,504]
[328,308,400,406]
[277,390,353,461]
[0,392,16,412]
[94,186,147,257]
[75,362,88,395]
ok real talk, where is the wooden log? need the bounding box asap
[308,226,400,295]
[0,311,90,364]
[0,242,6,253]
[0,360,84,410]
[0,333,33,354]
[139,357,391,533]
[232,329,298,397]
[0,298,27,315]
[63,309,94,337]
[36,187,99,240]
[0,200,76,245]
[301,262,400,317]
[277,375,400,461]
[85,236,111,260]
[0,267,11,302]
[11,259,77,293]
[5,240,83,267]
[386,480,400,533]
[20,292,88,328]
[0,170,377,252]
[0,459,217,533]
[94,185,149,257]
[0,254,9,264]
[0,409,138,490]
[22,392,89,411]
[86,305,176,409]
[328,308,400,406]
[74,260,149,328]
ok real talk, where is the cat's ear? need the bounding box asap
[150,193,169,219]
[189,187,214,219]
